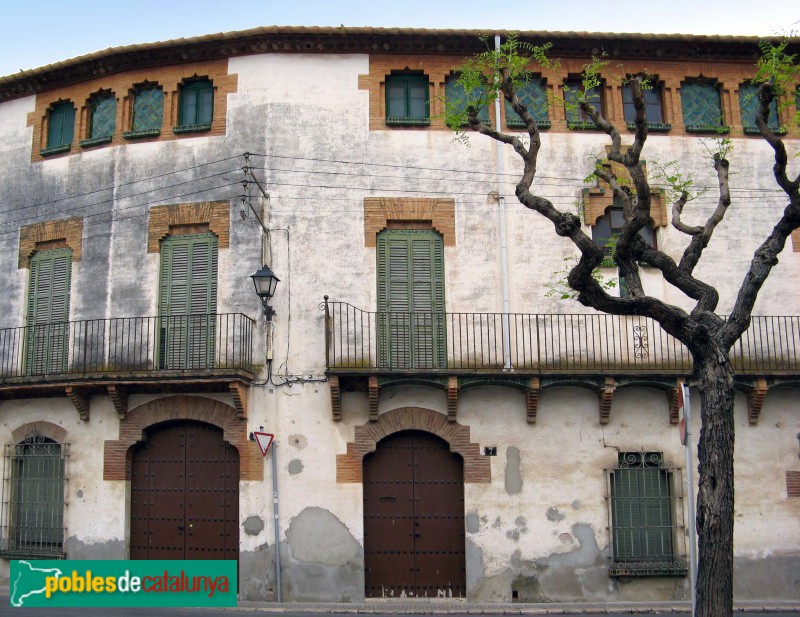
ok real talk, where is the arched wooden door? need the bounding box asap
[130,420,239,560]
[363,430,466,598]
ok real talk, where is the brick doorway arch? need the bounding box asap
[336,407,489,483]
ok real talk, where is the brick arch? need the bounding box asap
[10,421,67,444]
[103,395,261,482]
[336,406,490,483]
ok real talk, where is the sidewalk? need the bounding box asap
[236,600,800,614]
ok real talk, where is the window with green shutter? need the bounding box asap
[680,80,730,133]
[175,79,214,133]
[158,233,218,370]
[377,230,446,369]
[0,433,68,559]
[738,82,783,134]
[42,102,75,155]
[124,85,164,139]
[26,249,72,375]
[446,74,490,125]
[505,77,550,128]
[385,74,430,126]
[607,452,687,576]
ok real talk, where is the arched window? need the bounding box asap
[385,73,430,126]
[592,202,655,261]
[445,73,490,125]
[176,79,214,132]
[564,77,603,129]
[82,93,117,146]
[125,84,164,138]
[42,102,75,155]
[505,76,549,128]
[0,432,67,558]
[680,79,729,133]
[738,82,782,134]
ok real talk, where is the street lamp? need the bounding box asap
[251,265,280,321]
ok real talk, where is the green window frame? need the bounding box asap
[42,102,75,155]
[622,82,671,132]
[564,78,603,130]
[505,77,550,128]
[81,93,117,147]
[385,74,430,126]
[680,80,730,133]
[377,230,446,369]
[738,82,782,134]
[446,74,490,125]
[175,79,214,133]
[26,249,72,375]
[124,85,164,139]
[0,434,68,559]
[158,233,218,370]
[607,452,687,577]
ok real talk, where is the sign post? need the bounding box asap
[253,432,281,603]
[679,384,697,617]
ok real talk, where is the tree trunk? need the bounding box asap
[694,352,736,617]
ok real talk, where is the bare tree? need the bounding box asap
[449,38,800,617]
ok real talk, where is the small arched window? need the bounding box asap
[42,102,75,155]
[82,93,117,146]
[592,202,656,261]
[176,79,214,132]
[125,84,164,138]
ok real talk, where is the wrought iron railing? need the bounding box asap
[0,313,254,380]
[323,300,800,375]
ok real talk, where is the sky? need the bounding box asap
[0,0,798,78]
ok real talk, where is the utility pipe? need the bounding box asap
[494,35,512,369]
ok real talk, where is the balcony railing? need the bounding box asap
[0,313,254,382]
[324,301,800,375]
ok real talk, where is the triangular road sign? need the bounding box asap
[253,432,274,457]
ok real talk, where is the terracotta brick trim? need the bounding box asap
[148,201,230,252]
[18,217,83,268]
[582,152,668,229]
[10,421,68,444]
[792,229,799,252]
[336,406,490,483]
[103,395,262,482]
[364,197,455,247]
[27,59,237,163]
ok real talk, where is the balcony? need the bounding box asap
[323,301,800,423]
[0,313,255,419]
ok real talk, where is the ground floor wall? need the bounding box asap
[0,383,797,602]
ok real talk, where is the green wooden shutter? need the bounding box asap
[377,230,445,369]
[26,249,72,375]
[158,234,218,369]
[47,103,75,149]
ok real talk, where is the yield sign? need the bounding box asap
[253,432,274,457]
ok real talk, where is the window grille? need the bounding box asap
[0,431,68,559]
[446,74,490,125]
[125,86,164,138]
[680,80,729,133]
[606,451,687,577]
[505,77,550,128]
[89,94,117,140]
[738,82,782,134]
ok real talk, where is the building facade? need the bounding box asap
[0,27,798,603]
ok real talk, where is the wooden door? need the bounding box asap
[363,430,465,598]
[130,421,238,560]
